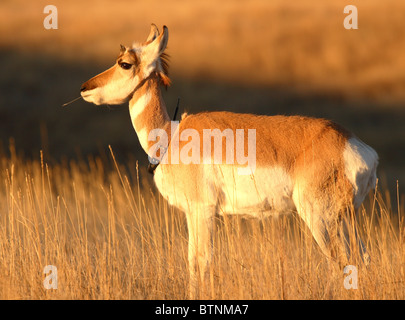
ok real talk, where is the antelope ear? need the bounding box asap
[142,26,169,79]
[146,23,160,43]
[153,26,168,55]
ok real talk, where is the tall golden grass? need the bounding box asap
[0,143,403,299]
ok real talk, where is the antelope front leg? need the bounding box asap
[186,206,215,299]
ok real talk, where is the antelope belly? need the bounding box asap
[216,166,296,218]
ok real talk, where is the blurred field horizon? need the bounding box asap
[0,0,404,299]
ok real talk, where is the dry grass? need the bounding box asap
[0,144,403,299]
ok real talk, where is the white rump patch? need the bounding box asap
[343,137,378,209]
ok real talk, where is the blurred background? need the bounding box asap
[0,0,404,195]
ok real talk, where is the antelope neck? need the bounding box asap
[129,75,170,154]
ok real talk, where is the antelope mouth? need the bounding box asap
[80,89,100,104]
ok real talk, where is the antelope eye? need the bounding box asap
[119,62,132,70]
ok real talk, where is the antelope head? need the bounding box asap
[80,24,170,105]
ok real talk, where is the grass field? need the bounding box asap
[0,0,404,299]
[0,146,403,299]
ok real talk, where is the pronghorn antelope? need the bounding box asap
[80,24,378,298]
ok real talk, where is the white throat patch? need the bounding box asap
[130,92,152,123]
